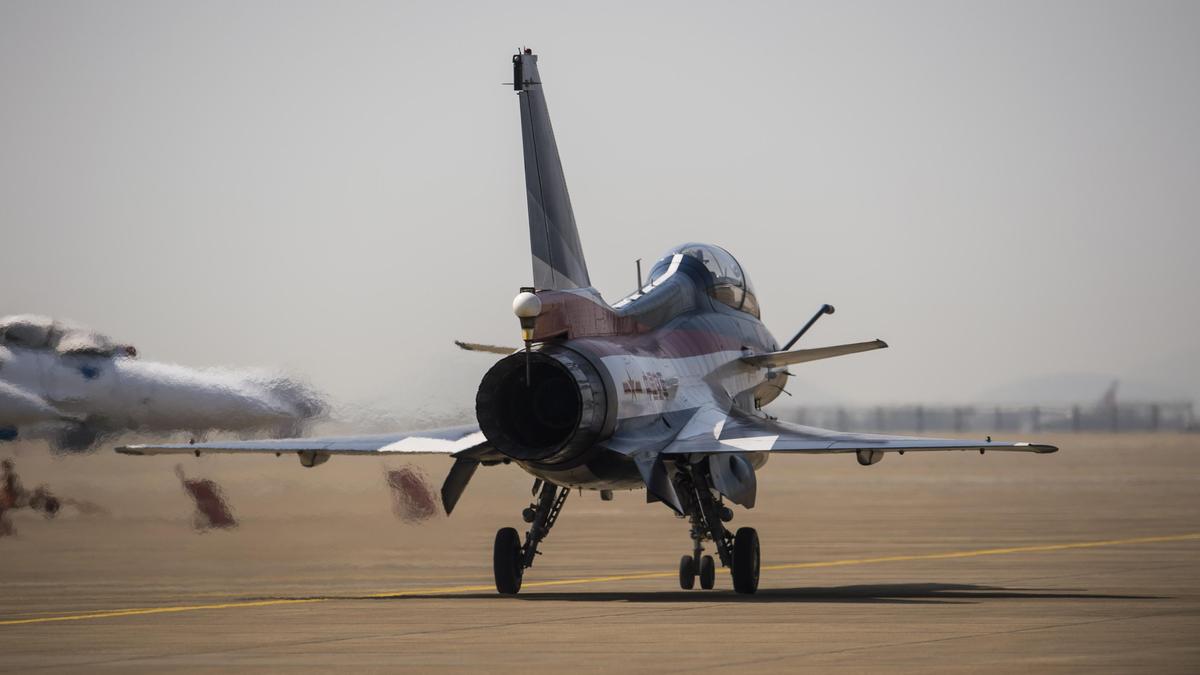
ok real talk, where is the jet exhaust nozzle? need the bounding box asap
[475,345,611,466]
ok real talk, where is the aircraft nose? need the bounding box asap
[158,379,295,428]
[120,362,317,431]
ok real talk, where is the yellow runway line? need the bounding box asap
[3,532,1197,627]
[366,573,677,598]
[0,598,323,627]
[763,532,1200,572]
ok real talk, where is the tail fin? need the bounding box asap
[513,50,591,290]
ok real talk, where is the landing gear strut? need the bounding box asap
[674,462,759,594]
[494,479,569,594]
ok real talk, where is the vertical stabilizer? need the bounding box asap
[513,50,591,290]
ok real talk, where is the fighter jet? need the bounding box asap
[119,50,1057,595]
[0,315,324,450]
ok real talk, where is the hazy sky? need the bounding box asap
[2,0,1197,417]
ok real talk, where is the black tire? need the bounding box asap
[731,527,760,594]
[699,555,716,590]
[494,527,524,594]
[679,554,697,590]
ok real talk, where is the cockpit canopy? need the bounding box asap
[0,315,135,357]
[649,243,760,318]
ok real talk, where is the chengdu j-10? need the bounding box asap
[0,315,323,450]
[120,50,1056,595]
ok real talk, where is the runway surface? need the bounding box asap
[2,433,1198,672]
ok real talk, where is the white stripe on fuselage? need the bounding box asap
[612,255,683,309]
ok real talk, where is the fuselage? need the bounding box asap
[475,244,782,490]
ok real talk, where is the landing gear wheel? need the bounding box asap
[493,527,524,595]
[731,527,760,594]
[699,555,716,590]
[679,554,697,590]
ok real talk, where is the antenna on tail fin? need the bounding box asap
[513,50,591,290]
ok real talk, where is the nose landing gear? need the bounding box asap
[494,479,570,594]
[674,462,760,594]
[679,546,718,591]
[680,552,716,590]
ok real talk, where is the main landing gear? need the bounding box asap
[491,468,759,595]
[674,463,760,594]
[494,478,569,594]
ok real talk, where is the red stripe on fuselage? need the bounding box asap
[568,327,748,360]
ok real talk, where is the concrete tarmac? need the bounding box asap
[1,433,1198,672]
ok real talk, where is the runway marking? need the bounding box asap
[0,599,323,626]
[3,532,1197,627]
[761,533,1200,572]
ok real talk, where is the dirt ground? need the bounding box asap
[1,432,1198,672]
